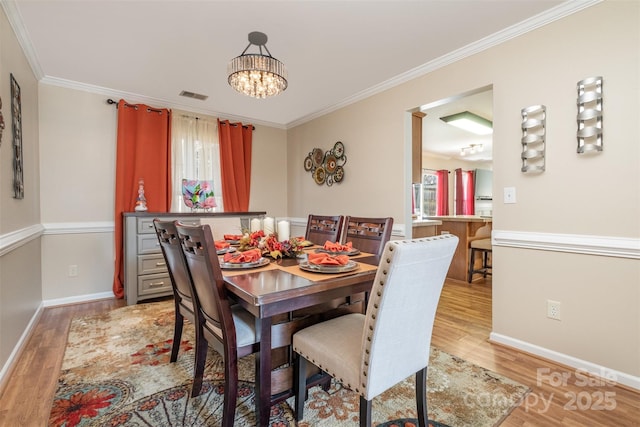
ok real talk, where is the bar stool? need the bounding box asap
[468,238,492,283]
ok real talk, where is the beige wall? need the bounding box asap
[0,6,42,371]
[286,1,639,381]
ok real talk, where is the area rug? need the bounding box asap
[49,300,529,427]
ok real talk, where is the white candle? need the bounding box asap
[263,217,275,235]
[277,220,290,242]
[250,218,262,233]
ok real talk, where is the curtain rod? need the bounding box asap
[423,168,450,173]
[219,120,255,131]
[106,98,165,113]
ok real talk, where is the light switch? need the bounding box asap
[504,187,517,204]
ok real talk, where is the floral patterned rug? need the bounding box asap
[49,300,529,427]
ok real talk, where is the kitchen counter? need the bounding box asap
[426,215,492,223]
[412,218,442,238]
[426,216,492,281]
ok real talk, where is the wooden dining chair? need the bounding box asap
[293,235,459,427]
[175,221,260,427]
[341,216,394,262]
[152,219,197,364]
[305,214,345,245]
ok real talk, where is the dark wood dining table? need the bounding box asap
[222,249,379,427]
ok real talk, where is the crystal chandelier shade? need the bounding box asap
[228,32,288,99]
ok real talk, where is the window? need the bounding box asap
[170,113,224,212]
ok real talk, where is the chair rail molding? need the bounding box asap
[492,230,639,259]
[0,224,44,257]
[42,221,114,235]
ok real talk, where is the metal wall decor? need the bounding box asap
[10,73,24,199]
[304,141,346,186]
[576,76,603,153]
[521,105,546,173]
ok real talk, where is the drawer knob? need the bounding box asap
[149,281,165,287]
[156,262,166,267]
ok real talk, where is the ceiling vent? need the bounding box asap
[179,90,209,101]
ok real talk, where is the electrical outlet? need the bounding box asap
[68,265,78,277]
[547,300,561,320]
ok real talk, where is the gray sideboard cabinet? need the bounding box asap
[123,211,265,305]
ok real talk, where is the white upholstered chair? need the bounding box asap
[292,234,458,427]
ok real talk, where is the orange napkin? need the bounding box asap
[224,248,262,263]
[224,234,243,241]
[215,240,231,250]
[308,252,350,266]
[323,241,353,252]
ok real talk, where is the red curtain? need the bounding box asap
[454,168,475,215]
[218,119,253,212]
[113,100,172,298]
[436,169,449,215]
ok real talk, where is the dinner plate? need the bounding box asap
[315,248,361,256]
[216,247,236,255]
[299,260,358,274]
[220,257,270,270]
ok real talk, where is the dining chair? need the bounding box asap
[341,216,394,262]
[175,221,260,426]
[305,214,345,245]
[292,234,459,427]
[152,219,196,364]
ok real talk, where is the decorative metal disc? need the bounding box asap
[312,148,324,167]
[314,166,326,185]
[303,155,313,171]
[325,154,338,173]
[333,166,344,183]
[333,141,345,158]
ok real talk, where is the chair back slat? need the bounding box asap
[361,234,458,399]
[176,222,234,345]
[342,216,393,262]
[305,214,345,245]
[153,219,194,307]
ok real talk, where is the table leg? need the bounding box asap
[256,316,273,426]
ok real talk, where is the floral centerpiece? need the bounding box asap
[237,230,303,259]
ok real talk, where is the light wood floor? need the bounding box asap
[0,278,637,426]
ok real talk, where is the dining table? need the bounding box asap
[221,244,379,427]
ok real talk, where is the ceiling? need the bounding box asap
[5,0,590,158]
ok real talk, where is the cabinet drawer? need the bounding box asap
[138,254,168,274]
[138,217,201,234]
[137,218,157,234]
[138,273,172,296]
[138,234,161,254]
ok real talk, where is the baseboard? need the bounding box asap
[42,291,116,307]
[489,332,640,391]
[0,302,44,395]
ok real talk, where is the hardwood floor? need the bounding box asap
[0,279,637,426]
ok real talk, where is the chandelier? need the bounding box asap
[228,31,288,99]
